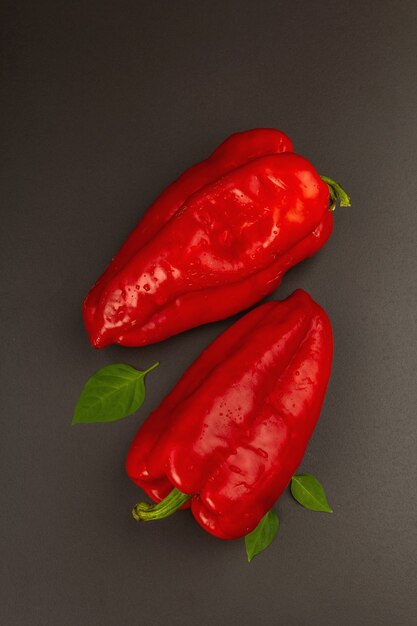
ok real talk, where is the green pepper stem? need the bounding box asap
[132,488,191,522]
[320,175,351,211]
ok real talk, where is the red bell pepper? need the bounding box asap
[126,289,333,540]
[83,128,349,348]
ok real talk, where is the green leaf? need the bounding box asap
[290,473,333,512]
[245,510,279,562]
[72,362,159,425]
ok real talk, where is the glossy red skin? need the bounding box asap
[126,290,333,540]
[83,129,333,348]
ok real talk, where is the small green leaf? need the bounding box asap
[72,362,159,425]
[291,473,333,512]
[245,510,279,562]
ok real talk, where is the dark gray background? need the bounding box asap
[1,1,416,624]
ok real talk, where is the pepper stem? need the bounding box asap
[320,175,351,211]
[132,488,191,522]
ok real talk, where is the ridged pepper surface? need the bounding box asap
[83,128,348,348]
[126,290,333,539]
